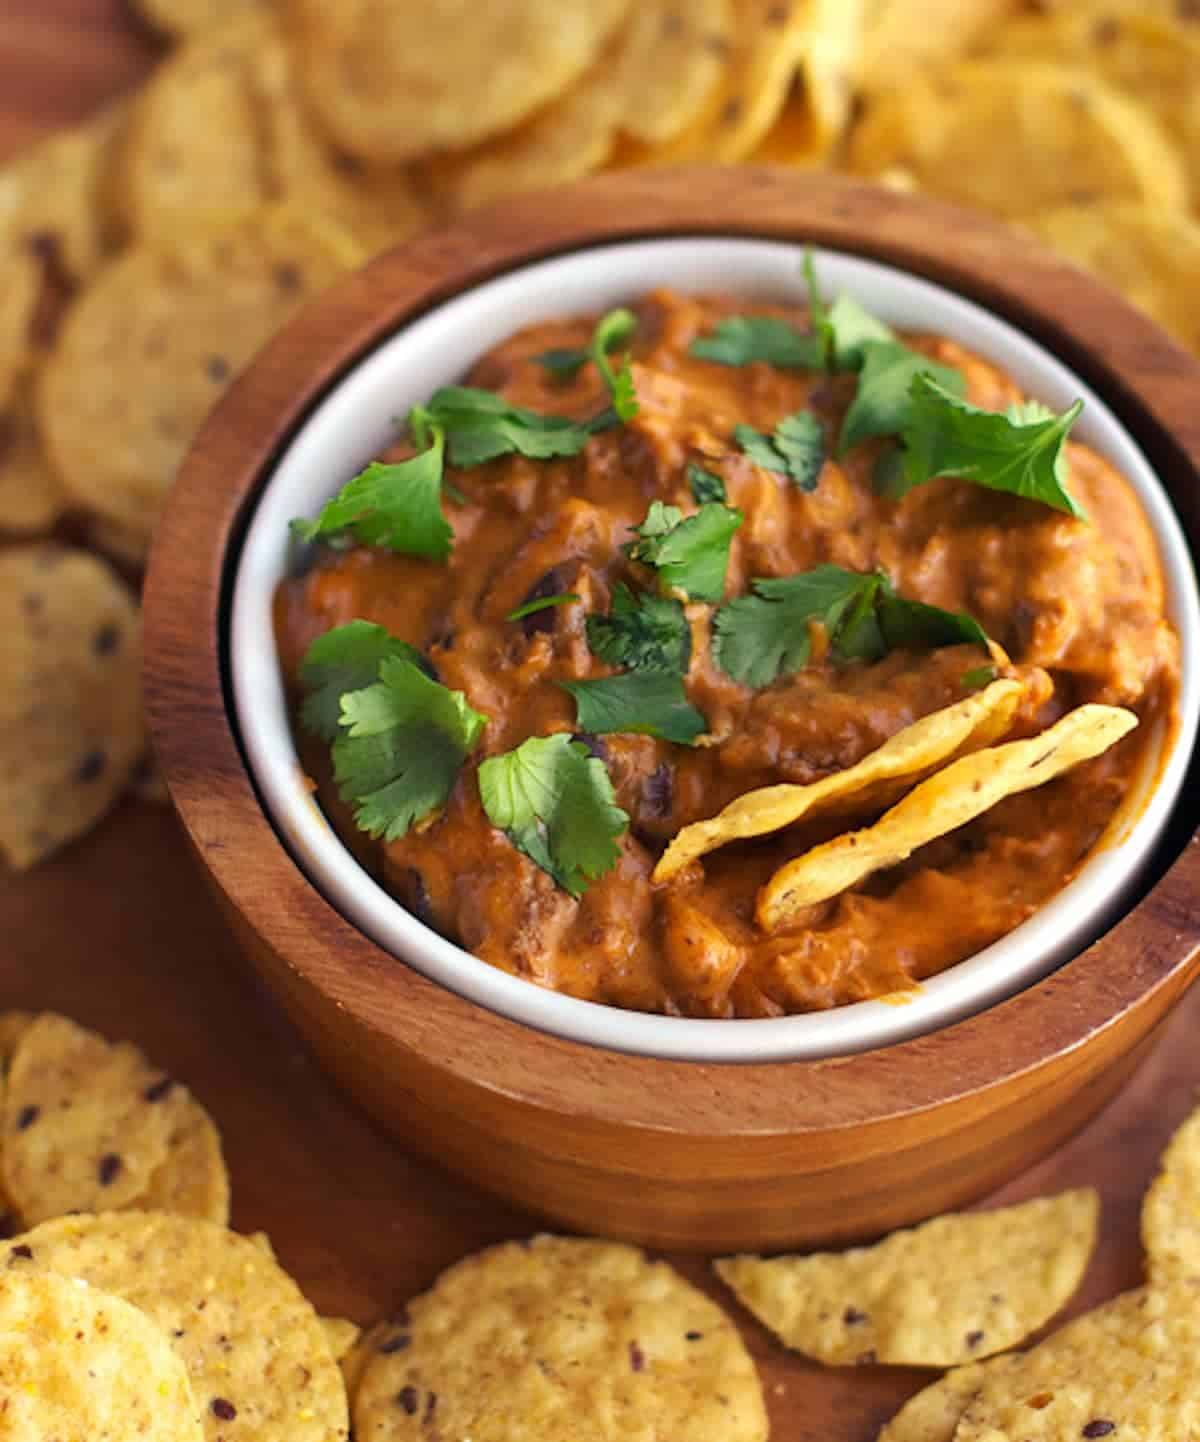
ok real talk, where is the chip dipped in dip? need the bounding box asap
[273,266,1180,1019]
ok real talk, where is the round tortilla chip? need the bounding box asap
[846,61,1189,220]
[0,547,142,868]
[285,0,633,164]
[0,371,68,539]
[7,1213,349,1442]
[1025,202,1200,356]
[758,703,1138,929]
[133,0,267,38]
[1,1014,187,1224]
[1141,1103,1200,1284]
[654,678,1021,882]
[321,1316,361,1363]
[609,0,732,145]
[857,0,1017,90]
[878,1356,1023,1442]
[116,15,275,245]
[954,1283,1200,1440]
[353,1235,768,1442]
[139,1097,231,1226]
[0,1270,204,1442]
[38,210,356,557]
[715,1190,1099,1367]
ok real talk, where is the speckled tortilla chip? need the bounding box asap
[321,1316,361,1363]
[655,679,1021,882]
[287,0,633,164]
[0,1270,203,1442]
[1,1015,185,1223]
[1141,1104,1200,1284]
[139,1097,231,1225]
[0,547,142,867]
[0,372,68,539]
[954,1283,1200,1440]
[0,1013,33,1235]
[878,1356,1022,1442]
[7,1213,349,1442]
[353,1235,768,1442]
[133,0,266,38]
[847,62,1189,220]
[758,704,1137,929]
[38,211,356,558]
[715,1190,1098,1367]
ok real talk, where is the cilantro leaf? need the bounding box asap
[734,410,825,491]
[713,564,988,686]
[825,293,895,370]
[687,462,726,504]
[505,592,580,622]
[801,250,832,369]
[534,307,639,402]
[839,340,966,455]
[623,500,742,602]
[332,656,486,841]
[535,348,589,379]
[560,672,707,745]
[962,664,999,690]
[298,620,426,743]
[291,419,453,560]
[478,733,627,897]
[424,386,599,467]
[689,314,824,369]
[590,308,639,423]
[585,582,690,672]
[895,375,1087,518]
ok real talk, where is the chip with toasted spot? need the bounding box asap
[758,704,1137,929]
[655,679,1021,882]
[715,1190,1098,1367]
[878,1355,1022,1442]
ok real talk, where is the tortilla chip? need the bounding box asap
[1025,202,1200,356]
[139,1097,231,1226]
[0,1270,203,1442]
[655,678,1021,882]
[630,0,817,164]
[0,104,127,284]
[286,0,633,164]
[846,61,1189,221]
[0,1015,32,1074]
[8,1213,349,1442]
[716,1190,1098,1367]
[339,1322,385,1410]
[116,15,274,245]
[758,703,1137,928]
[878,1355,1023,1442]
[38,210,355,557]
[609,0,733,145]
[0,547,142,868]
[0,372,67,539]
[0,1014,191,1224]
[133,0,266,38]
[858,0,1018,90]
[253,34,431,255]
[954,1283,1200,1440]
[0,255,36,409]
[1141,1103,1200,1284]
[321,1316,361,1363]
[353,1235,768,1442]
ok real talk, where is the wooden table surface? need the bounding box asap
[2,5,1199,1437]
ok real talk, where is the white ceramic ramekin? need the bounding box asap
[230,238,1200,1063]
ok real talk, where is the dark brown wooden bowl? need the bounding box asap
[144,169,1200,1252]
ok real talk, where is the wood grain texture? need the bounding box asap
[4,7,1200,1437]
[145,166,1200,1252]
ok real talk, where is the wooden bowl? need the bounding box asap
[145,169,1200,1252]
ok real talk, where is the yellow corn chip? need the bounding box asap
[858,0,1018,89]
[655,679,1021,882]
[1141,1103,1200,1284]
[610,0,733,145]
[758,704,1137,929]
[0,1270,203,1442]
[716,1190,1098,1367]
[0,255,36,410]
[321,1316,361,1363]
[0,371,68,539]
[134,0,266,38]
[138,1097,231,1226]
[878,1355,1023,1442]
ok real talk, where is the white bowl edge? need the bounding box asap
[230,238,1200,1064]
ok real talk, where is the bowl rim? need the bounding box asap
[228,233,1199,1063]
[145,168,1200,1135]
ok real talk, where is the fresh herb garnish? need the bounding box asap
[589,307,639,423]
[535,308,638,389]
[689,314,824,370]
[623,500,742,603]
[478,733,628,897]
[892,377,1087,518]
[560,672,707,745]
[585,583,691,673]
[734,410,825,491]
[687,462,726,505]
[422,386,602,468]
[505,593,580,622]
[713,564,988,687]
[962,664,999,690]
[291,414,453,560]
[299,621,427,743]
[330,655,486,841]
[535,348,590,379]
[839,341,966,455]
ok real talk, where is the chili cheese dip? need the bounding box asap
[274,281,1179,1018]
